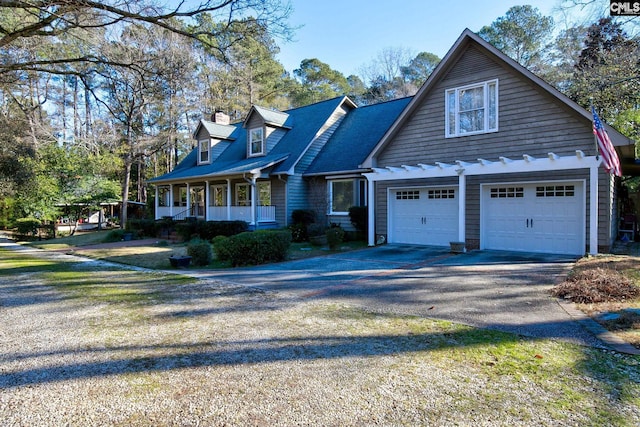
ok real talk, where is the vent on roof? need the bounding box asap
[212,111,230,125]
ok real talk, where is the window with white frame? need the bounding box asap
[210,184,227,206]
[198,139,210,163]
[249,127,264,156]
[258,181,271,206]
[236,183,250,206]
[330,179,356,214]
[445,79,498,137]
[158,186,170,206]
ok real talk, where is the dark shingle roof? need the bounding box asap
[150,97,350,183]
[305,97,412,175]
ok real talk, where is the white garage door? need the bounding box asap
[389,187,459,246]
[482,182,584,255]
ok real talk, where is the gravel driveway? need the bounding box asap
[2,240,638,426]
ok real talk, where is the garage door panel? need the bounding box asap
[390,187,458,247]
[483,182,584,255]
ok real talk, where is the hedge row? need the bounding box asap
[126,218,248,241]
[213,230,292,267]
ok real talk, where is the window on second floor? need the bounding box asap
[249,127,264,156]
[198,139,210,163]
[445,79,498,137]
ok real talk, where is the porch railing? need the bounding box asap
[162,205,276,223]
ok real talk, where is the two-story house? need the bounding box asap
[151,28,635,256]
[361,29,635,256]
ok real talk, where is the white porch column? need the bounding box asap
[169,184,174,217]
[205,180,210,221]
[458,173,466,243]
[226,179,232,220]
[589,163,599,255]
[154,186,159,220]
[186,183,191,216]
[250,176,257,226]
[367,178,376,246]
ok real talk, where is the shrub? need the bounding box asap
[326,225,345,250]
[126,218,158,237]
[291,209,316,226]
[187,238,212,266]
[212,235,231,261]
[224,230,292,266]
[103,229,125,243]
[348,206,368,233]
[176,220,248,241]
[289,223,307,242]
[16,218,40,237]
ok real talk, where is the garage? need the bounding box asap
[389,186,459,246]
[482,181,585,255]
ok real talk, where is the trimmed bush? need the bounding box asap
[348,206,367,233]
[103,229,125,243]
[187,238,212,266]
[176,220,248,242]
[125,218,158,237]
[223,230,292,266]
[326,225,345,250]
[212,235,231,261]
[16,218,40,237]
[291,209,316,226]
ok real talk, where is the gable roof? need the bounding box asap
[195,120,236,140]
[361,28,635,169]
[244,105,291,129]
[305,96,412,176]
[150,96,356,183]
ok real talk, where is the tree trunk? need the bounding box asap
[121,159,132,229]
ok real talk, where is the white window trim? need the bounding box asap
[445,79,498,138]
[249,127,265,157]
[210,184,227,206]
[257,181,271,206]
[235,183,250,206]
[329,179,355,215]
[198,139,211,164]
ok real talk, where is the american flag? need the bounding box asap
[592,106,622,177]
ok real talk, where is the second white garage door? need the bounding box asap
[389,187,459,246]
[482,181,585,255]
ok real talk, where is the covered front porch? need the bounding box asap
[154,179,276,226]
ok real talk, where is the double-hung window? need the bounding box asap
[198,139,210,163]
[446,79,498,137]
[249,127,264,156]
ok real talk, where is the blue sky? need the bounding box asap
[276,0,583,76]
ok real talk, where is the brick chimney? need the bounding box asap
[211,111,230,125]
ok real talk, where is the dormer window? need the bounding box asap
[445,79,498,137]
[198,139,210,164]
[249,127,264,156]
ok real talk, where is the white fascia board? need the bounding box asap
[364,153,600,182]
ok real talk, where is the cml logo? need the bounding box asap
[610,1,640,15]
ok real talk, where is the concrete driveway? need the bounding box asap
[191,245,612,349]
